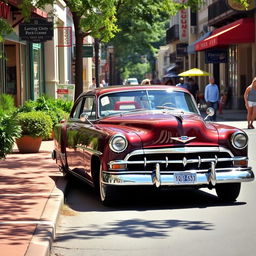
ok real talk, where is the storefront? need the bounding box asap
[0,32,27,106]
[195,18,255,109]
[0,1,49,105]
[28,43,45,100]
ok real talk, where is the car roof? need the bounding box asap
[83,85,189,97]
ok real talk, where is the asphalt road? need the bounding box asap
[51,125,256,256]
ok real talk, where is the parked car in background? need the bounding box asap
[52,85,254,205]
[125,77,139,85]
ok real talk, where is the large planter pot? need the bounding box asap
[16,136,42,153]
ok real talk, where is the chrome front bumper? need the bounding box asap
[104,147,254,187]
[102,167,254,187]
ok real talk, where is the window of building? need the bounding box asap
[228,45,238,96]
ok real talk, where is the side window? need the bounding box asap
[72,99,83,119]
[81,97,96,120]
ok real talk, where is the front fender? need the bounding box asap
[96,125,143,171]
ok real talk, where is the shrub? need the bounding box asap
[0,94,16,114]
[0,112,21,159]
[17,100,37,113]
[16,111,52,139]
[17,96,72,128]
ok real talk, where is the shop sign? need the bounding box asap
[227,0,255,11]
[74,45,94,58]
[179,0,188,42]
[82,45,93,58]
[176,43,188,57]
[57,84,75,101]
[205,49,227,64]
[0,2,10,19]
[19,18,53,43]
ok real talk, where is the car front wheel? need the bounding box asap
[99,171,117,206]
[215,183,241,202]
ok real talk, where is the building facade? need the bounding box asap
[156,0,256,109]
[0,0,94,106]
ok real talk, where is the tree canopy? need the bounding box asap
[0,0,251,95]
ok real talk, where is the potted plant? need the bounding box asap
[16,111,52,153]
[17,96,72,140]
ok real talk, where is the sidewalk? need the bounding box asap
[217,108,247,122]
[0,140,66,256]
[215,109,249,130]
[0,109,250,256]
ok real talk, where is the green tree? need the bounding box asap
[110,0,205,82]
[0,0,250,95]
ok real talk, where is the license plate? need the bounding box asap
[174,172,197,184]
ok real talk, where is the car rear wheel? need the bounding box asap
[215,183,241,202]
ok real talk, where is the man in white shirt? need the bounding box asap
[204,77,219,121]
[89,78,96,90]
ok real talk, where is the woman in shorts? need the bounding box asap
[244,77,256,129]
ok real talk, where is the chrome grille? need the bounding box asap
[127,152,233,172]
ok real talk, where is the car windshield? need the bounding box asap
[99,89,199,117]
[128,79,138,83]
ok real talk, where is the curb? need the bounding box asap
[25,176,68,256]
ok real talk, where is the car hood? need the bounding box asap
[99,111,219,147]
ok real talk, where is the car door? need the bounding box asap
[66,95,96,183]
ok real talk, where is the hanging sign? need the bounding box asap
[19,17,53,43]
[74,45,94,58]
[179,0,188,42]
[176,43,188,57]
[205,49,227,64]
[0,2,10,19]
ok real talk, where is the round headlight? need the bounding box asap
[231,132,248,149]
[109,134,128,153]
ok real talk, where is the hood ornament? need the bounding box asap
[171,136,196,143]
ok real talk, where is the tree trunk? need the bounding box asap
[94,39,100,88]
[72,12,84,100]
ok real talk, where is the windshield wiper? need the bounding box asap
[156,106,185,114]
[156,105,176,110]
[119,108,148,116]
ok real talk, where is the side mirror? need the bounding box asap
[204,107,215,121]
[80,113,88,122]
[80,112,94,126]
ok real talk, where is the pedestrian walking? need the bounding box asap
[141,79,151,85]
[244,77,256,129]
[187,77,199,102]
[218,91,227,114]
[204,77,219,121]
[176,77,188,90]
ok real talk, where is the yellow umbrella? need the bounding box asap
[178,68,211,77]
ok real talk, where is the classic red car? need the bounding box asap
[52,85,254,205]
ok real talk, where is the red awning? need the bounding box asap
[195,18,255,51]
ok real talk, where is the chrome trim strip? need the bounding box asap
[76,145,103,155]
[123,146,235,161]
[68,169,94,186]
[102,167,254,186]
[104,167,248,175]
[108,156,247,169]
